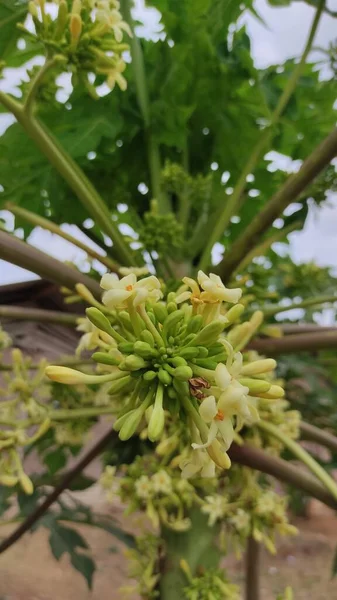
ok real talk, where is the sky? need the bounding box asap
[0,0,337,285]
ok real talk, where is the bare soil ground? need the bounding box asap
[0,487,336,600]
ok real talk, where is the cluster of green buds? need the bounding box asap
[25,0,131,92]
[0,349,52,491]
[139,200,184,257]
[161,162,213,209]
[181,564,240,600]
[121,534,161,599]
[100,455,208,531]
[46,269,285,477]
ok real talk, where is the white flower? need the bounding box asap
[198,271,242,304]
[76,318,101,355]
[214,359,259,428]
[255,491,277,516]
[202,495,228,526]
[230,509,250,532]
[135,475,153,500]
[101,272,162,309]
[151,470,172,495]
[191,395,235,451]
[180,448,215,479]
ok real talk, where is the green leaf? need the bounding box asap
[0,0,28,61]
[70,553,96,590]
[43,448,67,475]
[49,523,88,560]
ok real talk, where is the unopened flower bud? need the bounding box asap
[86,307,113,336]
[240,359,276,376]
[120,354,147,371]
[19,472,34,495]
[144,370,157,381]
[207,440,231,470]
[55,1,68,39]
[189,320,226,347]
[225,303,245,324]
[148,386,165,442]
[0,474,18,487]
[173,365,193,381]
[152,303,168,323]
[119,408,143,440]
[140,330,155,346]
[158,369,172,385]
[257,384,284,399]
[70,14,82,45]
[186,314,203,334]
[108,375,131,394]
[238,378,271,394]
[92,351,121,366]
[133,341,157,359]
[71,0,82,15]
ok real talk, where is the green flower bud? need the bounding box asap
[225,303,245,324]
[0,475,18,487]
[118,342,135,353]
[144,370,157,381]
[186,314,203,334]
[197,346,209,358]
[120,355,147,371]
[119,408,143,441]
[19,472,34,495]
[170,356,187,367]
[193,358,218,370]
[158,369,172,385]
[148,385,165,441]
[207,343,225,356]
[188,320,226,347]
[54,1,68,40]
[152,303,168,324]
[238,378,271,394]
[140,330,155,347]
[86,307,113,336]
[173,366,193,381]
[133,341,158,359]
[108,375,131,394]
[257,384,284,399]
[240,359,276,376]
[114,409,134,432]
[167,301,177,314]
[162,310,185,340]
[92,352,121,366]
[179,347,199,359]
[118,311,134,333]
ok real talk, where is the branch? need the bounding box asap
[300,422,337,454]
[0,91,135,266]
[7,203,118,272]
[0,306,79,326]
[245,535,260,600]
[257,420,337,502]
[251,294,337,318]
[120,0,169,213]
[0,230,101,298]
[198,0,325,271]
[228,443,337,510]
[24,56,65,116]
[278,324,337,335]
[248,330,337,355]
[231,221,301,277]
[217,127,337,281]
[0,429,119,554]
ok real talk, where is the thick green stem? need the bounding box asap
[0,305,79,326]
[0,91,135,266]
[160,508,220,600]
[217,127,337,281]
[245,535,260,600]
[24,56,65,116]
[248,330,337,355]
[7,203,118,272]
[257,420,337,502]
[198,0,325,271]
[0,230,101,297]
[300,422,337,454]
[120,0,169,213]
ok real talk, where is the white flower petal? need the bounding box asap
[175,291,192,304]
[192,421,217,449]
[215,363,231,390]
[217,418,235,450]
[102,288,131,308]
[199,395,218,422]
[135,275,161,290]
[100,273,119,290]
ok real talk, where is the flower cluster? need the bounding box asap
[25,0,131,93]
[100,455,203,531]
[47,270,285,477]
[182,566,240,600]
